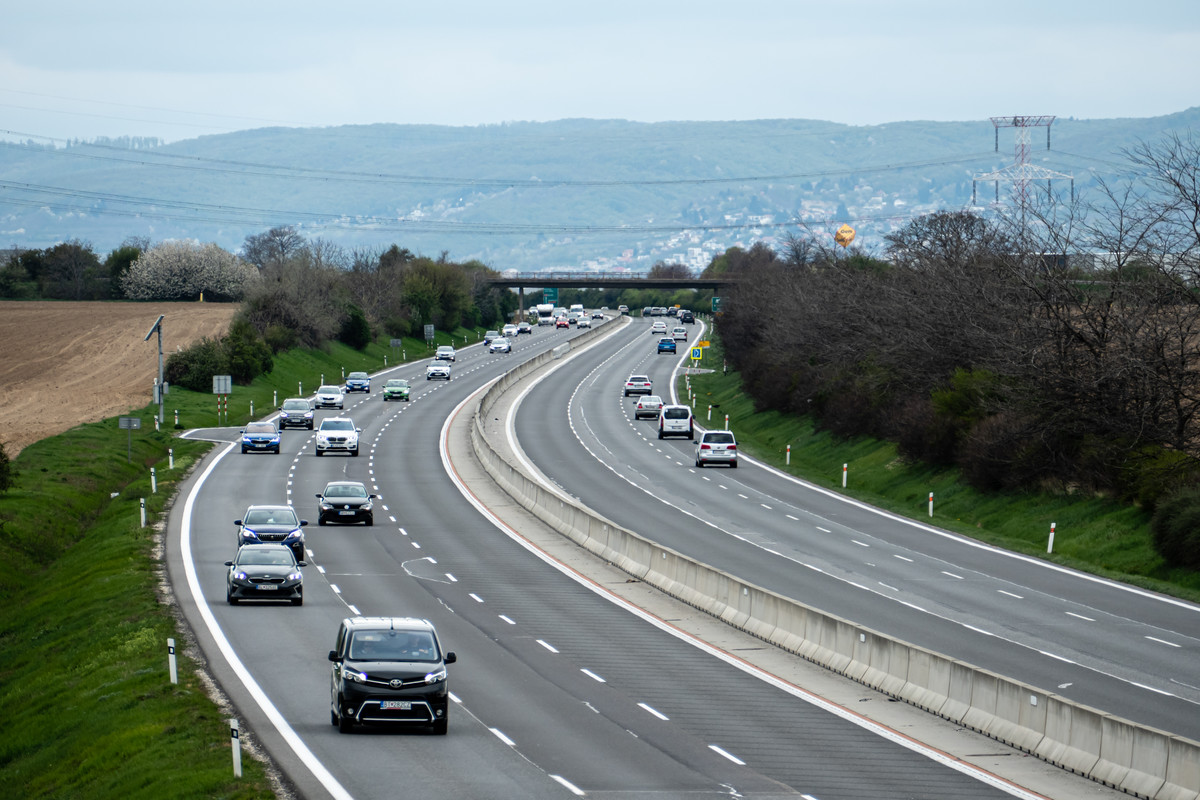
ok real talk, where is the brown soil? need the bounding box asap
[0,301,240,456]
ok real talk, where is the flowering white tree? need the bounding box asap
[121,240,259,301]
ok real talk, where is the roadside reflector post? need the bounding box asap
[151,468,157,494]
[169,448,174,470]
[843,463,848,488]
[273,389,277,406]
[786,444,791,466]
[154,416,160,432]
[298,381,302,396]
[724,414,729,429]
[1048,522,1056,553]
[341,366,345,379]
[174,409,179,427]
[168,638,178,684]
[230,719,242,778]
[249,400,254,418]
[928,492,933,517]
[707,404,712,422]
[140,498,146,528]
[321,373,325,385]
[384,356,388,366]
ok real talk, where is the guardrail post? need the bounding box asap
[229,719,242,777]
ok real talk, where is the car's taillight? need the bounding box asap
[700,444,712,450]
[728,445,737,450]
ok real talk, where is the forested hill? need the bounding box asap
[3,110,1198,270]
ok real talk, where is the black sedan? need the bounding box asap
[225,544,305,605]
[315,481,377,526]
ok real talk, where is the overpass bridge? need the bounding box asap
[487,271,727,291]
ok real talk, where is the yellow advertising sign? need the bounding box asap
[835,223,856,248]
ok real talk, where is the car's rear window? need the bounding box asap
[705,433,735,444]
[629,376,649,382]
[664,408,690,419]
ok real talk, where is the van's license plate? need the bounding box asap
[381,700,411,710]
[257,585,278,590]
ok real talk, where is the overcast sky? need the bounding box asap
[2,0,1198,144]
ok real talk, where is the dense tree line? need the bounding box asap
[709,133,1200,566]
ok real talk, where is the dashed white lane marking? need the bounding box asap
[1146,636,1181,648]
[708,744,746,765]
[638,702,669,720]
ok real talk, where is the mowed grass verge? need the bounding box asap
[683,326,1200,603]
[0,333,479,798]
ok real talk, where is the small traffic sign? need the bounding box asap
[691,347,703,360]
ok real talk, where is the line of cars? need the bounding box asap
[623,374,738,464]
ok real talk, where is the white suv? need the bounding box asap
[658,405,694,440]
[695,430,737,468]
[315,417,361,457]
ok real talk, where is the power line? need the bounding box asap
[1,130,998,189]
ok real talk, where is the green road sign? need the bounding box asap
[712,296,722,312]
[544,287,559,305]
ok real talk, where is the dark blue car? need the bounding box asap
[240,421,281,454]
[657,337,677,354]
[345,371,371,393]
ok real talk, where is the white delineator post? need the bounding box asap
[168,448,174,470]
[707,405,712,422]
[230,719,242,777]
[1048,522,1056,553]
[168,638,178,684]
[842,463,848,488]
[151,468,157,494]
[786,444,791,466]
[928,492,933,517]
[140,498,146,527]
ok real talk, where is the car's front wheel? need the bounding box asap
[227,589,238,605]
[337,702,354,733]
[316,449,323,457]
[351,448,359,457]
[292,595,303,606]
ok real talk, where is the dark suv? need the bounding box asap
[329,617,456,734]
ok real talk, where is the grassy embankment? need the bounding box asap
[683,327,1200,603]
[0,329,474,799]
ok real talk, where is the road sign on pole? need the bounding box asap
[711,296,722,313]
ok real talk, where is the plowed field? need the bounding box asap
[0,301,239,456]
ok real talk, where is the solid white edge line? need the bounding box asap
[182,442,355,800]
[437,388,1046,800]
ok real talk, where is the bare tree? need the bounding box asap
[241,226,307,270]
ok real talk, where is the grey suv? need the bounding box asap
[329,617,457,734]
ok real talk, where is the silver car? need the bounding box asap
[695,430,738,468]
[426,361,452,380]
[634,395,664,420]
[315,384,345,410]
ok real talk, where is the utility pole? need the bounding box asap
[144,315,165,425]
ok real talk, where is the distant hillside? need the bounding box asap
[2,111,1198,271]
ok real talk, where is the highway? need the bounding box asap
[163,315,1126,799]
[512,315,1200,743]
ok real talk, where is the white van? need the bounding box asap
[658,404,694,440]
